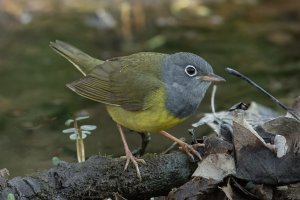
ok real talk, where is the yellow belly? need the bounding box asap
[106,88,186,132]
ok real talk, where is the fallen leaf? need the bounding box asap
[219,180,233,200]
[192,153,236,182]
[167,177,221,200]
[233,112,300,184]
[262,116,300,154]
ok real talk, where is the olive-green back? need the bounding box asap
[68,52,167,111]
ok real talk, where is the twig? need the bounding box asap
[226,68,300,121]
[210,85,223,135]
[211,85,217,118]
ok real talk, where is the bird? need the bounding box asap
[49,40,225,179]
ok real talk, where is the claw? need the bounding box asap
[159,130,203,161]
[124,156,130,170]
[179,144,202,160]
[121,150,146,180]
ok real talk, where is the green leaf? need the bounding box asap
[52,156,61,166]
[70,133,79,140]
[76,116,90,121]
[62,128,76,133]
[69,133,87,140]
[65,119,74,126]
[82,130,91,135]
[80,125,97,131]
[7,193,15,200]
[81,133,87,139]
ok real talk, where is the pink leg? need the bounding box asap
[117,124,146,180]
[159,130,203,160]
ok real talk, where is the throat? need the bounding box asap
[165,87,204,118]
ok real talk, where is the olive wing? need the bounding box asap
[67,57,163,111]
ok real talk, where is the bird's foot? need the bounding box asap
[159,130,204,161]
[179,143,204,161]
[121,149,146,180]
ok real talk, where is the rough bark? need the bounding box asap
[0,152,197,200]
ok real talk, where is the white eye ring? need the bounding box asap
[184,65,198,77]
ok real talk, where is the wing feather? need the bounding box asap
[67,52,167,111]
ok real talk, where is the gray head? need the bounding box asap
[162,52,225,118]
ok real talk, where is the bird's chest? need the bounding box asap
[106,88,186,132]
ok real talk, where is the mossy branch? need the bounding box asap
[0,152,197,200]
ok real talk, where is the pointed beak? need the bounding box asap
[199,73,226,82]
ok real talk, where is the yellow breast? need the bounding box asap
[106,88,186,132]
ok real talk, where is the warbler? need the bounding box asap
[50,40,225,179]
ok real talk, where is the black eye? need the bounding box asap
[185,65,197,76]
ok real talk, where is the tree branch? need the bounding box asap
[0,152,197,200]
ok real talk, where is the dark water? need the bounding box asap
[0,0,299,177]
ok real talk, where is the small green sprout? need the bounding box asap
[7,193,15,200]
[52,156,61,166]
[62,115,97,163]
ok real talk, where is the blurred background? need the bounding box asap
[0,0,299,178]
